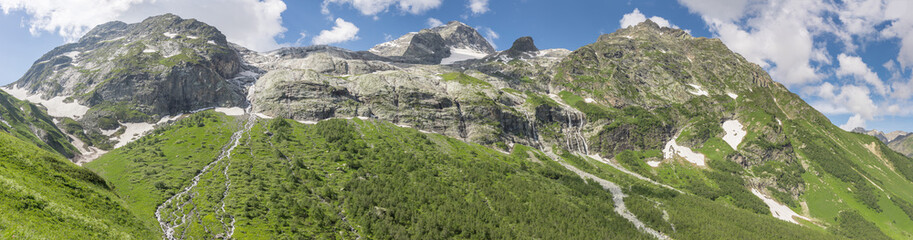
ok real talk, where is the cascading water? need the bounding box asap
[155,110,257,239]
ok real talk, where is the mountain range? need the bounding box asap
[852,127,913,158]
[1,14,912,239]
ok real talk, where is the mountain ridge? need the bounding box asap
[3,14,913,239]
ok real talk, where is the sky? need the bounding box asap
[0,0,910,132]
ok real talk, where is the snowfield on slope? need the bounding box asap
[215,107,245,116]
[721,120,746,149]
[440,48,489,64]
[751,189,810,224]
[663,138,706,166]
[1,86,90,119]
[687,84,708,96]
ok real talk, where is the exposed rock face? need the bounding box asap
[7,14,247,118]
[854,127,913,157]
[433,21,496,53]
[506,36,538,55]
[889,134,913,157]
[369,21,495,64]
[852,127,909,143]
[248,62,566,148]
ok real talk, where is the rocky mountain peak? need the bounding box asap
[852,127,910,143]
[598,19,691,43]
[508,36,538,52]
[6,13,246,136]
[370,20,494,64]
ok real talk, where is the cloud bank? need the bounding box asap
[312,18,360,45]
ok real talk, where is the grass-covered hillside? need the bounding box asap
[87,111,834,239]
[0,89,77,157]
[0,130,152,238]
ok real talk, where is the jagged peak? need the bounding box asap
[597,19,692,42]
[508,36,538,53]
[443,20,469,27]
[633,19,661,30]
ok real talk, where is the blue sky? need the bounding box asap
[0,0,911,132]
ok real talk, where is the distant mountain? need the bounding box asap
[889,134,913,158]
[851,127,909,143]
[852,127,912,157]
[369,21,495,64]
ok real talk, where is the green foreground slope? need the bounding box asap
[0,130,152,239]
[0,89,77,157]
[88,111,832,239]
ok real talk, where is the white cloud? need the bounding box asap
[322,0,442,16]
[479,26,498,49]
[468,0,489,15]
[620,8,682,29]
[312,18,359,45]
[294,32,308,46]
[893,77,913,100]
[0,0,287,52]
[841,114,867,130]
[811,83,878,130]
[677,0,749,22]
[836,53,888,96]
[427,17,443,28]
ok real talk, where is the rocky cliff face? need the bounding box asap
[852,127,909,143]
[889,134,913,157]
[5,14,248,119]
[1,14,255,155]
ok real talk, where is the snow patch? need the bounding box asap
[163,32,178,38]
[62,51,81,59]
[727,92,738,99]
[751,189,809,224]
[215,107,245,116]
[777,118,782,126]
[207,40,217,45]
[721,120,746,149]
[646,161,661,167]
[157,115,182,125]
[255,113,274,119]
[113,122,155,148]
[187,35,199,39]
[0,118,9,128]
[441,48,489,64]
[584,97,595,103]
[663,138,705,166]
[100,128,119,136]
[143,49,157,53]
[687,84,708,96]
[1,86,89,119]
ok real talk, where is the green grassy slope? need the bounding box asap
[88,111,835,239]
[0,89,77,157]
[540,22,913,239]
[0,130,153,239]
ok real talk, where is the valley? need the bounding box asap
[0,13,912,239]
